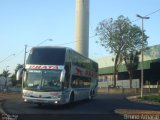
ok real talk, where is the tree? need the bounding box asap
[10,64,23,86]
[0,70,11,88]
[11,74,17,86]
[11,64,23,86]
[15,64,23,74]
[124,51,140,88]
[96,15,148,87]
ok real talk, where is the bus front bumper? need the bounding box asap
[23,96,66,105]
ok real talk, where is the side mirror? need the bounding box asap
[60,69,66,82]
[16,68,23,81]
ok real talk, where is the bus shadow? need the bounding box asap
[31,99,95,110]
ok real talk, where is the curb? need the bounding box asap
[114,94,160,119]
[114,109,160,115]
[0,99,5,102]
[126,94,160,106]
[0,99,6,114]
[114,109,160,120]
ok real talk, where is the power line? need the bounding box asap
[3,8,160,64]
[56,40,79,46]
[145,8,160,17]
[12,9,160,58]
[56,35,96,46]
[132,8,160,22]
[0,47,26,64]
[15,49,24,57]
[0,54,15,64]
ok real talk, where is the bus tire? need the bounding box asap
[89,90,94,100]
[69,92,74,103]
[37,103,42,107]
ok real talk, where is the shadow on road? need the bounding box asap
[16,114,124,120]
[30,99,95,110]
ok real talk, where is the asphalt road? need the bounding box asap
[1,93,160,120]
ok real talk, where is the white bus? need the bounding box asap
[17,46,98,105]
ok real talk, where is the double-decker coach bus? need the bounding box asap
[17,46,98,105]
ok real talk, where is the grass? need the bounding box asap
[139,95,160,102]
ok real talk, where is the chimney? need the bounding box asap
[75,0,89,57]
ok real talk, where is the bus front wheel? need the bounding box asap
[89,90,94,100]
[69,92,74,103]
[37,103,42,107]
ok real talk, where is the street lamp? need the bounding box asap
[0,54,15,64]
[136,14,150,97]
[37,39,53,46]
[6,66,10,71]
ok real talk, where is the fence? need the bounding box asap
[98,79,140,88]
[0,85,21,92]
[98,87,159,94]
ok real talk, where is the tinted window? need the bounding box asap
[26,47,66,65]
[70,50,98,72]
[71,75,91,88]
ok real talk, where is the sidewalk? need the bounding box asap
[115,109,160,115]
[0,97,6,115]
[115,109,160,120]
[114,94,160,120]
[0,92,21,113]
[0,92,21,100]
[126,94,160,105]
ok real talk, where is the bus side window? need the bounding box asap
[71,77,79,88]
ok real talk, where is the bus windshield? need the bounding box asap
[26,47,66,65]
[24,70,62,91]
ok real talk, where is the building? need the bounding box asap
[95,44,160,88]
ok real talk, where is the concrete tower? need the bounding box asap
[75,0,89,57]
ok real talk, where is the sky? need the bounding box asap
[0,0,160,74]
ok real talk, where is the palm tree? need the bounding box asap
[15,64,23,74]
[0,70,11,88]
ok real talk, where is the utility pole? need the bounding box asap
[24,44,27,68]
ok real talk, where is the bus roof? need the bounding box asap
[31,46,97,64]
